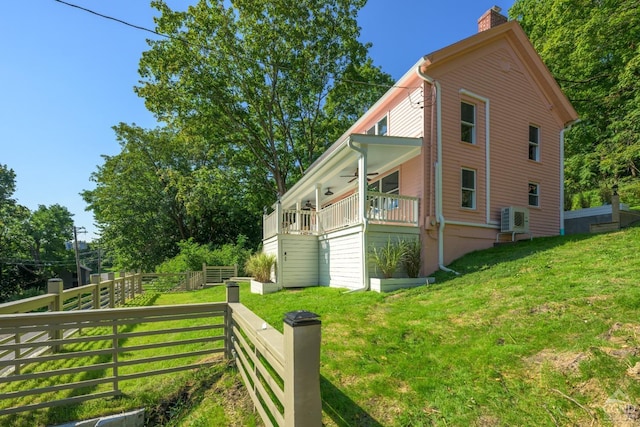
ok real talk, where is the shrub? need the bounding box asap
[156,236,253,275]
[245,253,277,283]
[369,239,407,279]
[403,239,422,278]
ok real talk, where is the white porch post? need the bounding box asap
[315,184,321,234]
[358,149,367,221]
[275,201,282,235]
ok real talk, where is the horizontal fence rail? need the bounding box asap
[204,265,237,284]
[0,282,322,427]
[0,303,227,417]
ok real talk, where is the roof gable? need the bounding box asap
[420,20,578,125]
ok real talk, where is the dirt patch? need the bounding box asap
[574,378,607,402]
[585,295,611,304]
[603,398,640,427]
[627,362,640,380]
[601,322,640,346]
[524,349,589,374]
[474,415,501,426]
[529,302,566,315]
[602,346,640,359]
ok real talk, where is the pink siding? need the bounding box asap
[417,39,568,274]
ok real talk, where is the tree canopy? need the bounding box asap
[84,0,393,270]
[510,0,640,204]
[0,164,75,301]
[136,0,393,196]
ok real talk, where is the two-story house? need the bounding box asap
[260,7,578,291]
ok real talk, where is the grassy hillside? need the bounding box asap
[5,227,639,426]
[233,227,640,426]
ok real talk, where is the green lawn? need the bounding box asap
[231,227,640,426]
[4,227,640,426]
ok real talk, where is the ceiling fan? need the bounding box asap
[340,168,379,183]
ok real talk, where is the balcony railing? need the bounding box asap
[318,193,359,232]
[263,192,419,239]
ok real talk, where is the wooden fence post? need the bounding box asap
[225,281,239,360]
[47,278,64,352]
[90,274,100,309]
[202,263,207,287]
[119,272,126,305]
[136,271,143,295]
[107,272,115,308]
[283,310,322,427]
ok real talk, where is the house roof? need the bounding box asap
[277,19,578,208]
[420,20,578,126]
[279,134,422,208]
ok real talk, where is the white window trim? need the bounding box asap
[461,102,476,144]
[367,115,389,136]
[528,182,540,207]
[461,168,476,209]
[529,125,540,161]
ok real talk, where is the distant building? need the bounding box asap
[58,265,92,289]
[65,241,88,251]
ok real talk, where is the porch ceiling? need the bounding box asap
[280,134,422,209]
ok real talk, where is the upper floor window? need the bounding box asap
[528,182,539,206]
[461,168,476,209]
[461,102,476,144]
[529,125,540,161]
[367,116,388,136]
[369,170,398,195]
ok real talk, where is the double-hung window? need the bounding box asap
[461,168,476,209]
[369,171,399,214]
[528,182,540,207]
[369,171,399,195]
[529,125,540,161]
[461,102,476,144]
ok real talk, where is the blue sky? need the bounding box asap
[1,1,514,241]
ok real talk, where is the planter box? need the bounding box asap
[250,280,281,295]
[370,277,431,293]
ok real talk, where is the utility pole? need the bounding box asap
[73,226,86,287]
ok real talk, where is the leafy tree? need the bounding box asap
[83,124,264,270]
[510,0,640,203]
[136,0,393,196]
[0,165,75,300]
[25,204,74,266]
[86,0,393,270]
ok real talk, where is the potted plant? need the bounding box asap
[245,253,279,294]
[369,238,406,279]
[369,238,429,292]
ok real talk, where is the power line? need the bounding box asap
[54,0,169,40]
[53,0,423,92]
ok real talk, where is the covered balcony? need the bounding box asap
[263,133,423,240]
[263,191,420,239]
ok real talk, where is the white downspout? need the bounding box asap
[416,64,459,275]
[346,137,370,292]
[559,119,580,235]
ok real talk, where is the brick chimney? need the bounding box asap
[478,6,508,32]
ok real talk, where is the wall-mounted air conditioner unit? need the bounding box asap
[501,206,529,233]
